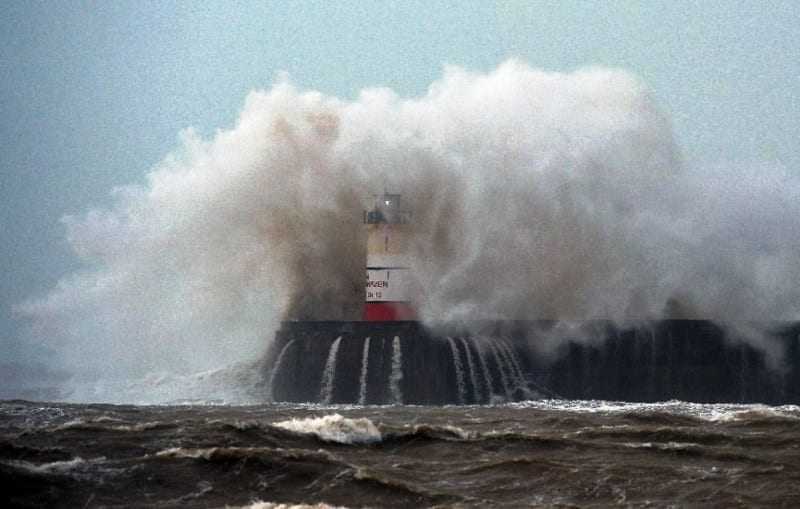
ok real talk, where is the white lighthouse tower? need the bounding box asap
[363,192,416,321]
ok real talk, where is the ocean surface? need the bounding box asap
[2,399,800,508]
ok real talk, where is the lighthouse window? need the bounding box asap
[366,210,385,223]
[364,193,409,224]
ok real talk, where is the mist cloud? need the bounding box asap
[16,60,800,395]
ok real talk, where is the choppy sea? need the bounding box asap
[2,399,799,508]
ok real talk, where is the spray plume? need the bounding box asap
[15,60,800,399]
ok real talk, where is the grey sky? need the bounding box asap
[1,1,798,351]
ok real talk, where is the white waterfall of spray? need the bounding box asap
[474,338,495,402]
[499,339,530,397]
[489,341,513,400]
[459,337,481,403]
[319,337,342,404]
[389,336,403,404]
[14,59,800,401]
[494,340,516,390]
[446,337,466,404]
[357,336,371,405]
[266,339,295,402]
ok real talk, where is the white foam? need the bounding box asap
[0,456,111,477]
[153,446,339,463]
[705,404,800,423]
[4,457,87,474]
[229,502,348,509]
[91,415,124,423]
[108,421,165,432]
[208,419,261,431]
[272,414,382,444]
[54,417,165,432]
[508,399,800,422]
[156,447,216,460]
[623,441,701,451]
[422,423,474,440]
[54,418,88,430]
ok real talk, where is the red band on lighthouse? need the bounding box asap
[363,302,417,321]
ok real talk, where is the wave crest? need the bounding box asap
[272,414,381,445]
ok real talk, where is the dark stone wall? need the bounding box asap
[538,321,800,404]
[267,320,800,405]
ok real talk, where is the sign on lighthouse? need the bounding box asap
[363,193,416,321]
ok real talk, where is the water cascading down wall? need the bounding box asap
[266,320,800,405]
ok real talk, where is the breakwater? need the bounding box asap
[267,320,800,404]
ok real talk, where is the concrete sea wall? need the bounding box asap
[267,320,800,405]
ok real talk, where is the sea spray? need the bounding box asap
[488,341,513,400]
[447,337,466,404]
[390,337,403,404]
[499,338,530,396]
[475,338,495,402]
[267,340,295,402]
[16,60,800,401]
[357,337,370,405]
[319,337,342,404]
[460,336,481,403]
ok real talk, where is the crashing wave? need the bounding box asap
[272,414,381,444]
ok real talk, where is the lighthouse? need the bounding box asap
[363,192,416,321]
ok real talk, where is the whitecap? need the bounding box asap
[508,399,800,422]
[228,501,348,509]
[1,457,88,474]
[272,414,381,444]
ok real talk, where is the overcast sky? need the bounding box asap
[2,1,798,354]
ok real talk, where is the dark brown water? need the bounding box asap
[2,399,800,508]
